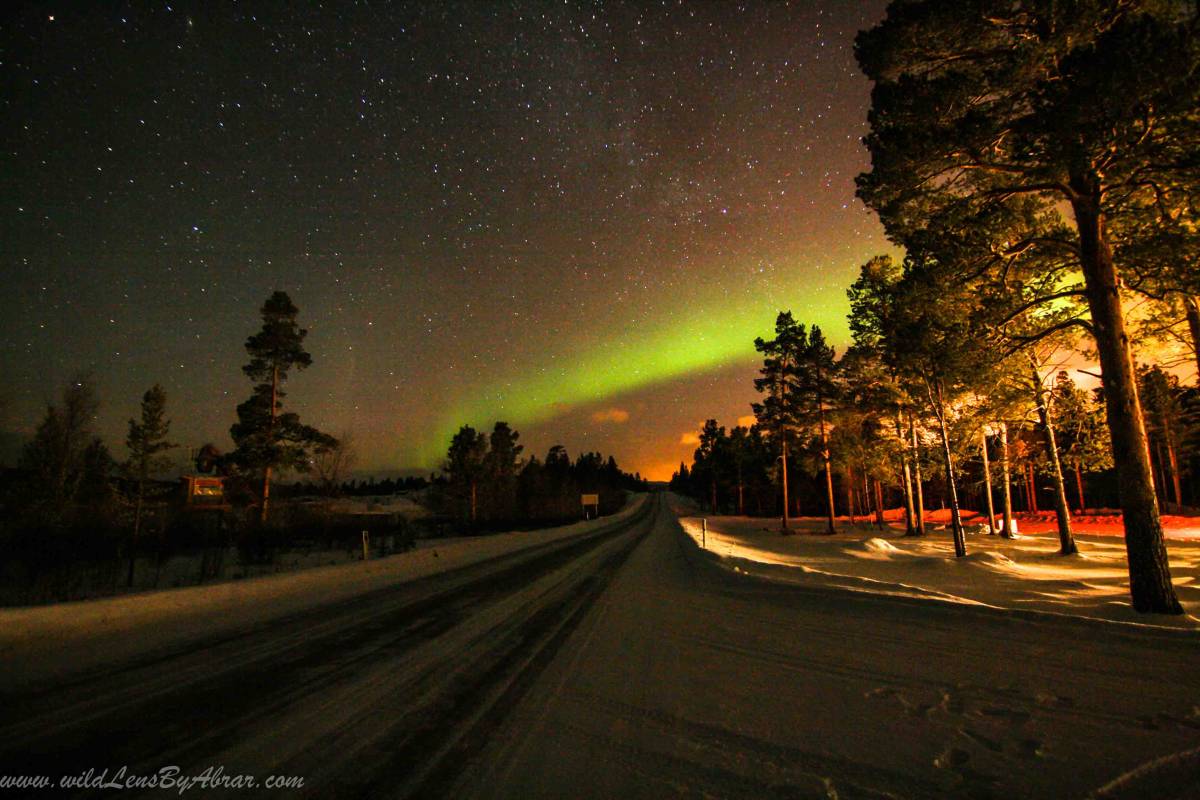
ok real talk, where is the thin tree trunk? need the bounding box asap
[862,472,871,526]
[818,396,836,535]
[1071,182,1180,613]
[846,466,856,524]
[1000,421,1014,539]
[910,414,925,536]
[874,479,885,528]
[1030,360,1077,555]
[896,416,916,535]
[1026,462,1039,513]
[129,478,144,587]
[1150,441,1165,502]
[928,380,966,557]
[780,431,790,533]
[470,480,477,523]
[1167,442,1182,508]
[980,430,997,535]
[1075,463,1086,513]
[261,364,279,525]
[1159,404,1183,506]
[729,465,739,515]
[1185,295,1200,382]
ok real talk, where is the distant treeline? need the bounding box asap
[432,422,647,529]
[280,474,431,498]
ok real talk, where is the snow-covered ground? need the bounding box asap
[673,498,1200,629]
[0,495,646,691]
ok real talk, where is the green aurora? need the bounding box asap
[418,266,857,465]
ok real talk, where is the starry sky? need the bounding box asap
[1,1,895,481]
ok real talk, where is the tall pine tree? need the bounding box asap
[230,291,334,523]
[125,384,176,569]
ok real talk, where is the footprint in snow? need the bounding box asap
[1035,693,1075,709]
[939,691,966,716]
[978,705,1032,725]
[934,747,972,770]
[1017,738,1045,759]
[961,728,1004,753]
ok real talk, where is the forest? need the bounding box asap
[674,2,1200,615]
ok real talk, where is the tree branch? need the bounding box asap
[1001,318,1094,355]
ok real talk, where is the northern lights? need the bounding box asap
[1,1,893,481]
[430,250,859,466]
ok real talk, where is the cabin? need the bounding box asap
[181,475,227,506]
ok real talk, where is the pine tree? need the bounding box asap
[444,425,488,523]
[124,384,176,578]
[230,291,335,523]
[794,324,840,534]
[753,312,804,532]
[485,422,524,521]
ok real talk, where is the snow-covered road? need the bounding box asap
[456,497,1200,799]
[2,494,1198,798]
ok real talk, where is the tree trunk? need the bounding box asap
[910,414,925,536]
[1185,295,1200,382]
[129,479,144,588]
[896,416,916,535]
[1026,462,1039,513]
[1000,421,1015,539]
[1151,441,1167,503]
[818,398,836,535]
[1030,360,1077,555]
[737,464,745,516]
[874,478,885,528]
[780,431,790,533]
[1074,463,1086,513]
[928,380,966,557]
[1167,442,1183,509]
[1158,404,1183,507]
[846,467,856,524]
[711,479,718,515]
[980,430,997,535]
[1071,182,1180,613]
[470,480,477,524]
[261,364,279,525]
[862,472,871,526]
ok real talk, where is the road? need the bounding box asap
[2,494,1199,798]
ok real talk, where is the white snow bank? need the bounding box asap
[673,503,1200,630]
[0,496,646,689]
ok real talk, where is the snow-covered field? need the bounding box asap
[674,499,1200,629]
[0,495,646,691]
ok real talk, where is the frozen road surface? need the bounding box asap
[3,494,1199,798]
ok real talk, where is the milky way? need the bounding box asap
[1,1,894,480]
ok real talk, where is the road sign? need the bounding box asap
[581,493,599,519]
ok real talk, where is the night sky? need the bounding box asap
[1,1,894,481]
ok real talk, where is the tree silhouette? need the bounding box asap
[444,425,488,523]
[124,384,176,578]
[230,291,335,523]
[753,312,804,532]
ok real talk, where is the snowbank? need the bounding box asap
[0,495,647,689]
[673,500,1200,630]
